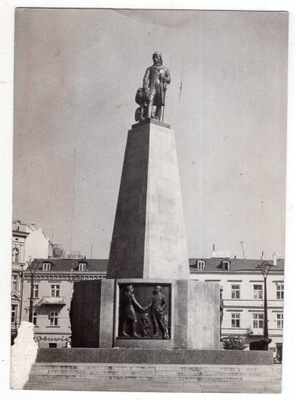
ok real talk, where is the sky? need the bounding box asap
[12,8,288,260]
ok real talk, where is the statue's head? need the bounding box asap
[125,284,134,293]
[153,285,161,294]
[152,51,162,65]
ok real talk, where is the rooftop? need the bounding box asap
[25,257,284,274]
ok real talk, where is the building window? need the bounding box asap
[276,284,284,300]
[79,262,87,272]
[277,314,283,329]
[195,260,205,270]
[12,274,18,291]
[221,261,230,271]
[33,311,38,326]
[253,284,263,300]
[12,247,20,263]
[49,343,57,348]
[253,313,264,329]
[33,284,39,298]
[231,313,240,328]
[49,312,59,326]
[11,305,17,324]
[51,285,60,297]
[231,284,240,299]
[43,262,51,271]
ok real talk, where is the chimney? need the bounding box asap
[213,244,215,251]
[273,252,277,267]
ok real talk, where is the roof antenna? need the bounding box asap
[240,241,246,259]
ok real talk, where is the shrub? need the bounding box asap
[223,335,247,350]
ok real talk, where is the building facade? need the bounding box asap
[189,257,284,361]
[18,253,284,359]
[21,258,107,348]
[11,222,30,340]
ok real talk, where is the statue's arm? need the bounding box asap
[160,295,167,311]
[161,68,171,85]
[132,294,144,311]
[143,67,150,90]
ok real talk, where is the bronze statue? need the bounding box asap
[135,52,171,122]
[145,285,169,339]
[121,285,144,338]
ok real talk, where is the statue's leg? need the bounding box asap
[131,322,140,338]
[122,319,129,337]
[147,101,153,118]
[155,106,162,121]
[151,314,159,336]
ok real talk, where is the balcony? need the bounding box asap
[36,297,66,306]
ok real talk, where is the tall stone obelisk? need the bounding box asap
[107,119,190,280]
[71,52,220,351]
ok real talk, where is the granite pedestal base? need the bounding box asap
[71,279,220,350]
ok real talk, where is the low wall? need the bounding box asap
[36,348,274,365]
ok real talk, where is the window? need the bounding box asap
[49,312,59,326]
[79,262,87,272]
[12,274,18,291]
[276,284,284,300]
[231,284,240,299]
[49,343,57,348]
[196,260,205,270]
[33,311,38,326]
[231,313,240,328]
[12,247,20,262]
[11,305,17,324]
[51,285,60,297]
[33,284,39,298]
[253,284,263,300]
[277,314,283,329]
[43,262,51,271]
[253,313,264,329]
[221,261,230,271]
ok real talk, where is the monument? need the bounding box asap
[70,52,220,351]
[25,53,275,392]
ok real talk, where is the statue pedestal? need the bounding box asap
[107,120,190,280]
[71,121,220,350]
[71,279,220,350]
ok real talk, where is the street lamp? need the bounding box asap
[26,258,39,323]
[256,259,276,350]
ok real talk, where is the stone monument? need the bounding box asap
[71,52,220,351]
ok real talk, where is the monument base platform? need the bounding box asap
[35,348,274,365]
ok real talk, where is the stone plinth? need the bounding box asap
[107,120,190,280]
[35,348,275,365]
[71,279,220,350]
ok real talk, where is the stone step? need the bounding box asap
[24,374,282,393]
[27,363,282,381]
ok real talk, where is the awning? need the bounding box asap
[36,297,66,306]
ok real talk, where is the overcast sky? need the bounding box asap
[13,9,288,259]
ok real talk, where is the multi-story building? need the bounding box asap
[11,220,54,342]
[21,258,107,348]
[19,253,284,360]
[13,220,54,264]
[11,222,30,341]
[189,256,284,361]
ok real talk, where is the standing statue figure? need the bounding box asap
[145,285,169,339]
[143,52,171,121]
[121,285,144,338]
[135,52,171,122]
